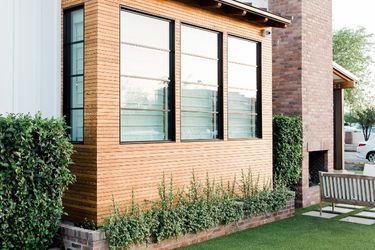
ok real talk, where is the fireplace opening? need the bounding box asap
[309,150,328,187]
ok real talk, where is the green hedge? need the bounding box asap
[0,114,75,249]
[103,172,293,249]
[273,115,303,189]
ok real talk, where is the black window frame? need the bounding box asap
[63,5,85,144]
[119,8,175,144]
[180,23,224,141]
[227,34,262,140]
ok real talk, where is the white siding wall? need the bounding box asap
[0,0,61,117]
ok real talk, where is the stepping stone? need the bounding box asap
[322,206,353,214]
[303,211,338,219]
[335,203,364,209]
[340,216,375,225]
[355,211,375,219]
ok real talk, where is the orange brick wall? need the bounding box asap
[62,0,274,225]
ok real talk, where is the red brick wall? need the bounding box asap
[270,0,333,207]
[269,0,302,116]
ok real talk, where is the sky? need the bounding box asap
[333,0,375,103]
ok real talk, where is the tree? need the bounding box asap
[333,27,374,109]
[354,107,375,141]
[344,112,357,126]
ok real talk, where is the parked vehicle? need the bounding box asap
[344,125,361,133]
[357,141,375,162]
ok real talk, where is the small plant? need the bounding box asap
[150,174,184,242]
[240,168,260,197]
[75,218,97,231]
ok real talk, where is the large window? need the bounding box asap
[120,10,174,142]
[63,7,84,142]
[228,36,261,138]
[181,25,222,140]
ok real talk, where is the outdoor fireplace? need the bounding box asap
[309,150,328,187]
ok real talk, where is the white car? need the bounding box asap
[357,141,375,162]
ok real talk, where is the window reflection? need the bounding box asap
[228,36,260,139]
[120,10,173,142]
[181,55,218,85]
[181,24,221,140]
[64,7,84,143]
[121,11,170,50]
[121,44,169,80]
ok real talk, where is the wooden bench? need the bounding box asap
[319,172,375,214]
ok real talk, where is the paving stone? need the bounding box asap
[340,216,375,225]
[355,211,375,219]
[322,206,353,214]
[335,203,364,209]
[303,211,338,219]
[369,208,375,211]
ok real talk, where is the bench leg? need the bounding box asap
[320,201,323,216]
[332,202,335,213]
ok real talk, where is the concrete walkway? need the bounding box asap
[303,204,375,225]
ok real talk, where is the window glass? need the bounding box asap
[228,89,257,113]
[71,109,83,142]
[181,83,217,113]
[228,36,257,65]
[228,113,256,138]
[121,11,170,49]
[71,43,84,75]
[121,77,169,110]
[181,25,218,57]
[228,63,257,90]
[228,36,261,139]
[71,76,84,108]
[181,112,218,140]
[181,55,218,85]
[71,9,84,42]
[120,10,173,142]
[64,7,84,143]
[121,110,169,141]
[121,44,169,80]
[181,24,221,140]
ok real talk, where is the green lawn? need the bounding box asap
[181,205,375,250]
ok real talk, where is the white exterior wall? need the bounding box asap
[0,0,61,117]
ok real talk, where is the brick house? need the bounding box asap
[1,1,294,229]
[58,0,291,225]
[0,0,357,225]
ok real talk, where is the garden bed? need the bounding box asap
[61,197,294,250]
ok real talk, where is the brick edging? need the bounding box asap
[61,198,294,250]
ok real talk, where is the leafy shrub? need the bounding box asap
[150,175,184,242]
[103,171,293,249]
[243,186,293,216]
[103,209,152,248]
[273,115,303,189]
[0,113,75,249]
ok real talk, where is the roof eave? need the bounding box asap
[333,62,359,89]
[194,0,291,28]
